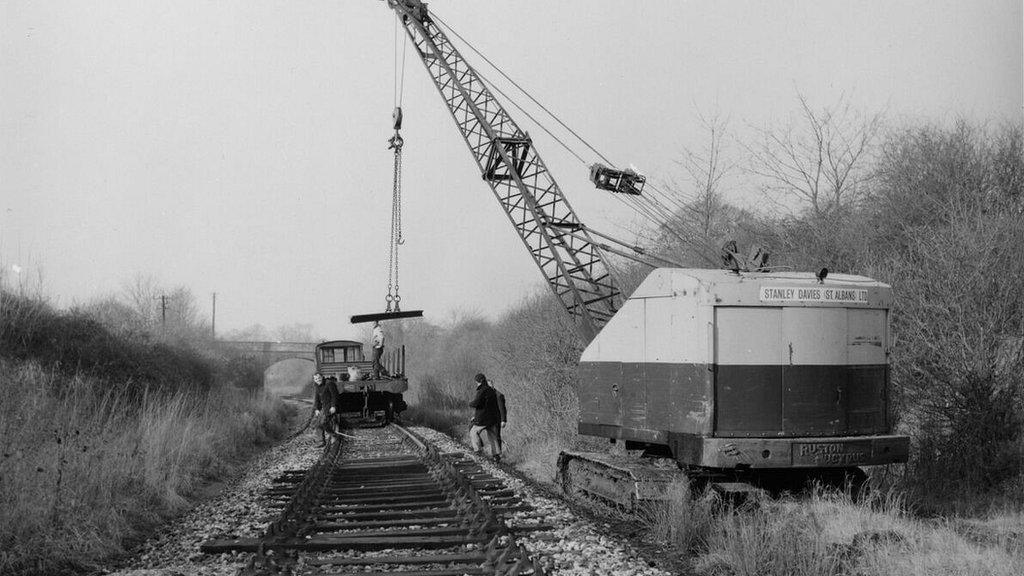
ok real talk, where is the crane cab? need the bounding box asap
[578,268,909,469]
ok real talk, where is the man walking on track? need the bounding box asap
[468,373,501,461]
[313,372,339,447]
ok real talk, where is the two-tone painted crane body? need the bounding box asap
[385,0,908,506]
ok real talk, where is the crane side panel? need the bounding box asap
[579,362,623,428]
[783,308,848,365]
[621,362,646,429]
[780,308,847,435]
[643,297,710,434]
[714,308,785,435]
[579,297,646,363]
[846,309,888,433]
[578,297,646,429]
[644,363,712,434]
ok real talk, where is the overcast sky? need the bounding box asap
[1,0,1021,339]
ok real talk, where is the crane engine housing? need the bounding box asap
[578,268,909,470]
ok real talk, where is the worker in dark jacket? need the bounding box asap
[468,373,500,459]
[313,372,340,447]
[490,388,508,458]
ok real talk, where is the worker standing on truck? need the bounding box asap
[371,321,386,379]
[469,373,501,460]
[313,372,340,447]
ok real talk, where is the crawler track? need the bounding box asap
[201,425,551,575]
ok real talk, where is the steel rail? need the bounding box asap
[200,423,551,575]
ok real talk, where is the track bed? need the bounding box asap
[201,425,551,575]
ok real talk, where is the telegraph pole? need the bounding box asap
[211,292,217,340]
[159,295,168,327]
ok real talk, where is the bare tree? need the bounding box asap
[643,108,740,268]
[167,286,201,331]
[274,323,318,342]
[223,323,271,341]
[116,276,209,341]
[676,109,735,241]
[121,274,161,329]
[749,93,883,216]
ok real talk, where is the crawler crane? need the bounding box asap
[383,0,908,507]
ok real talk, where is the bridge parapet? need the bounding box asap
[214,341,323,384]
[216,340,320,356]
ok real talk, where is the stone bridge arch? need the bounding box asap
[215,340,320,390]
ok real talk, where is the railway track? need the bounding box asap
[200,424,551,575]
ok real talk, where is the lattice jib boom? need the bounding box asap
[387,0,621,339]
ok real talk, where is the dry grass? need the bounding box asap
[0,359,292,576]
[641,479,718,555]
[637,486,1024,576]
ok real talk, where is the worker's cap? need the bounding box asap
[474,373,488,385]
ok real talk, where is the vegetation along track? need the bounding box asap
[201,424,552,575]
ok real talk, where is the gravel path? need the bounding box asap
[412,427,673,576]
[98,423,675,576]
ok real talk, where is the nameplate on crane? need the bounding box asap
[759,286,868,304]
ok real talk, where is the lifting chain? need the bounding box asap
[385,107,404,313]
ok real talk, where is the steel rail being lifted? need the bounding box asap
[386,0,620,341]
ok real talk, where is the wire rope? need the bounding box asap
[432,11,719,267]
[433,13,615,167]
[398,21,408,106]
[432,12,687,239]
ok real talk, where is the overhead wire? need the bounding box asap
[432,14,671,230]
[432,13,615,168]
[431,11,719,266]
[398,18,408,106]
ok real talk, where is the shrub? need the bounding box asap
[0,359,291,576]
[0,291,216,396]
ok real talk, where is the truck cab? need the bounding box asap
[315,339,408,422]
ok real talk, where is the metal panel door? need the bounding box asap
[714,307,784,436]
[846,309,888,433]
[781,308,847,436]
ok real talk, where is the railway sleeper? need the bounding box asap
[314,507,463,520]
[321,476,442,487]
[320,498,451,511]
[205,425,549,576]
[314,490,449,503]
[314,483,444,496]
[307,552,488,566]
[310,526,482,538]
[314,515,466,530]
[313,568,490,576]
[202,534,490,553]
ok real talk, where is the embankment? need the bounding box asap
[0,291,294,576]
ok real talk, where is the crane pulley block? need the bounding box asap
[390,0,430,23]
[590,163,646,195]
